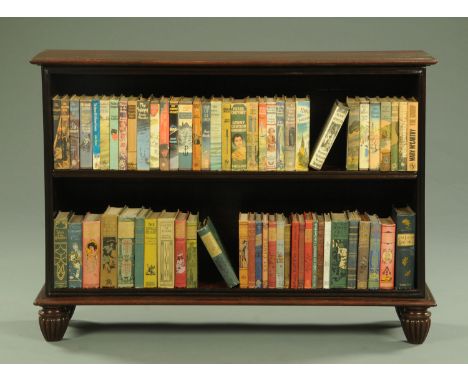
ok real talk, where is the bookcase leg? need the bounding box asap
[398,306,431,345]
[38,305,72,342]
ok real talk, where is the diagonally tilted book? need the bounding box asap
[198,217,240,288]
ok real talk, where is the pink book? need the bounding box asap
[82,213,101,288]
[379,217,396,289]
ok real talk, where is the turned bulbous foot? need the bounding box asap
[398,306,431,345]
[38,305,75,342]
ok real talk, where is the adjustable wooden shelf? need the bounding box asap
[31,50,437,344]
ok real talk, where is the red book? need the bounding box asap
[290,213,299,289]
[304,212,313,289]
[159,97,170,171]
[268,214,277,288]
[317,214,325,289]
[175,212,188,288]
[379,217,396,289]
[248,213,256,288]
[298,214,305,289]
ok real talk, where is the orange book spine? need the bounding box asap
[290,216,299,289]
[268,217,277,288]
[248,216,256,288]
[379,219,396,289]
[258,101,267,171]
[261,214,269,287]
[304,214,313,289]
[159,98,170,171]
[175,217,187,288]
[192,98,202,170]
[82,220,100,288]
[298,217,305,289]
[239,217,249,289]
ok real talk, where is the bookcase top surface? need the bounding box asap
[30,50,437,67]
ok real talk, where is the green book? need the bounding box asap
[186,212,199,288]
[198,217,239,288]
[134,208,150,288]
[330,212,349,288]
[54,211,72,288]
[392,206,416,289]
[67,214,83,288]
[346,211,360,289]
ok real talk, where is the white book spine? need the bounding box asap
[323,218,332,289]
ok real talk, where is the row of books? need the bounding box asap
[238,206,416,290]
[52,95,311,172]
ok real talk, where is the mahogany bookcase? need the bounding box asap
[31,50,437,344]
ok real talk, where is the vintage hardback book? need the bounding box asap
[79,95,92,169]
[316,214,325,289]
[210,97,222,171]
[118,207,141,288]
[357,213,371,289]
[178,97,193,170]
[407,97,419,171]
[159,97,170,171]
[52,95,67,169]
[346,96,360,171]
[198,217,240,288]
[221,97,232,171]
[231,100,247,171]
[304,212,313,289]
[67,214,83,288]
[398,97,408,171]
[246,98,259,171]
[144,211,160,288]
[379,216,396,289]
[109,95,119,170]
[175,211,188,288]
[54,211,72,288]
[309,100,349,170]
[149,96,160,170]
[99,95,110,170]
[261,213,269,287]
[322,213,332,289]
[238,212,249,288]
[169,97,180,170]
[192,97,202,171]
[69,95,80,169]
[91,96,100,170]
[58,95,71,169]
[100,206,123,288]
[158,211,178,288]
[276,213,285,289]
[135,208,151,288]
[346,210,360,289]
[367,213,381,289]
[312,212,319,288]
[136,97,150,171]
[268,214,277,288]
[359,97,370,170]
[82,213,101,288]
[330,212,349,289]
[295,97,310,171]
[298,213,305,288]
[379,97,392,171]
[127,96,138,170]
[186,212,199,288]
[247,213,256,288]
[258,97,268,171]
[284,217,291,288]
[390,97,399,171]
[392,206,416,289]
[275,97,285,171]
[118,96,128,170]
[284,97,296,171]
[290,213,299,289]
[369,98,381,171]
[201,98,211,170]
[265,98,277,171]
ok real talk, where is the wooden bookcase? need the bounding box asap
[31,50,437,344]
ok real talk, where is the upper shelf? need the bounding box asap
[30,50,438,67]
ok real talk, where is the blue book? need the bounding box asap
[255,214,263,288]
[109,96,119,170]
[392,206,416,289]
[92,96,100,169]
[134,209,149,288]
[346,211,360,289]
[367,213,381,289]
[201,100,211,170]
[67,214,83,288]
[137,98,150,170]
[312,213,318,288]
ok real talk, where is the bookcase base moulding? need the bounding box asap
[31,50,438,344]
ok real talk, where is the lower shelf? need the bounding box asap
[34,284,436,344]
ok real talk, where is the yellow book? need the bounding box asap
[221,98,232,171]
[144,211,160,288]
[158,211,178,288]
[100,206,123,288]
[407,97,419,171]
[127,96,138,170]
[238,212,249,288]
[398,97,408,171]
[100,95,110,170]
[246,97,259,171]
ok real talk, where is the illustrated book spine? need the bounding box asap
[345,97,360,171]
[192,98,202,171]
[109,97,119,170]
[91,97,100,170]
[118,218,136,288]
[298,216,305,288]
[262,213,269,287]
[127,97,137,170]
[69,96,80,169]
[323,214,332,289]
[407,98,419,171]
[144,214,158,288]
[79,96,92,169]
[221,98,232,171]
[390,99,399,171]
[201,100,211,170]
[231,101,247,171]
[369,99,380,171]
[99,96,110,170]
[392,207,416,289]
[210,99,222,171]
[248,215,256,288]
[52,96,62,169]
[268,215,277,288]
[178,99,193,170]
[159,98,170,171]
[367,215,381,289]
[100,213,119,288]
[175,215,187,288]
[67,217,83,288]
[347,215,359,289]
[398,98,408,171]
[157,214,175,288]
[258,99,267,171]
[169,98,179,170]
[82,218,100,288]
[276,215,285,289]
[357,215,370,289]
[134,214,146,288]
[295,98,310,171]
[379,98,391,171]
[316,216,325,289]
[276,98,285,171]
[186,213,198,288]
[284,98,296,171]
[290,215,299,289]
[54,212,70,288]
[304,214,313,289]
[379,218,396,289]
[312,215,318,288]
[238,214,248,288]
[284,220,291,288]
[265,99,277,171]
[54,95,71,169]
[359,99,370,170]
[330,216,349,289]
[149,98,160,170]
[118,97,128,170]
[246,99,259,171]
[137,98,150,171]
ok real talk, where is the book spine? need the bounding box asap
[247,101,259,171]
[330,220,349,288]
[83,220,100,288]
[186,218,198,288]
[248,219,256,288]
[266,100,277,170]
[58,97,71,169]
[368,219,381,289]
[284,100,296,171]
[316,219,324,288]
[92,98,100,169]
[262,218,269,287]
[379,222,396,289]
[284,223,291,288]
[100,98,110,170]
[201,101,211,170]
[158,218,175,288]
[276,100,285,171]
[53,215,68,288]
[276,218,284,289]
[369,101,380,170]
[178,102,193,170]
[221,100,231,171]
[127,99,137,170]
[291,220,299,289]
[175,217,187,288]
[298,220,305,288]
[323,219,332,289]
[192,100,202,171]
[380,101,391,171]
[67,221,82,288]
[295,99,310,171]
[398,101,408,171]
[169,100,179,170]
[137,99,150,171]
[312,218,318,288]
[255,221,262,288]
[346,100,360,170]
[79,98,92,169]
[69,98,80,169]
[304,218,313,289]
[149,100,160,170]
[390,100,399,171]
[210,100,222,171]
[231,102,247,171]
[393,211,416,289]
[347,219,359,289]
[52,97,62,169]
[238,218,248,288]
[407,100,418,171]
[118,220,135,288]
[268,220,277,288]
[100,215,118,288]
[359,102,370,170]
[258,100,267,171]
[144,217,158,288]
[118,99,128,170]
[357,221,370,289]
[109,98,119,170]
[134,216,145,288]
[159,99,170,171]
